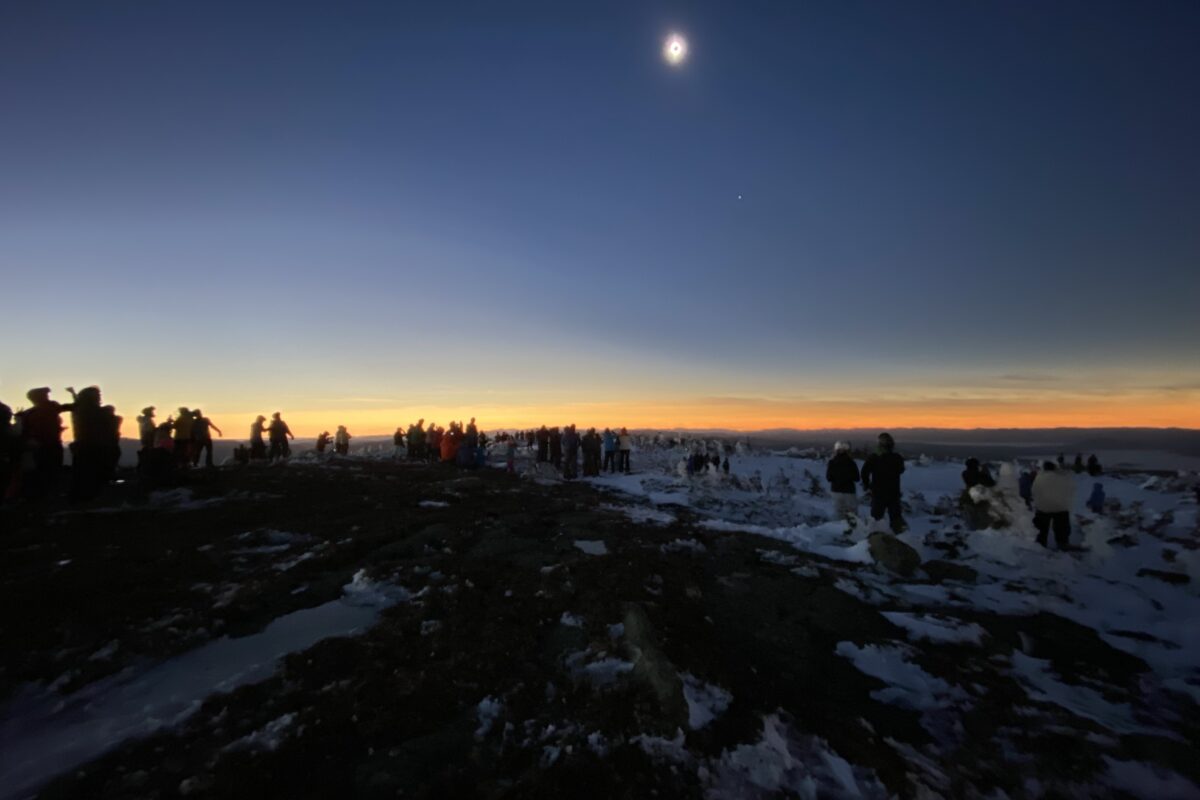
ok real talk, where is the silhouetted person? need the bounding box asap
[602,428,617,473]
[536,426,549,463]
[861,432,906,534]
[465,417,479,449]
[315,431,331,453]
[618,428,632,473]
[582,427,602,477]
[1072,454,1085,474]
[1087,482,1106,514]
[268,412,293,461]
[962,458,984,489]
[549,427,562,469]
[562,425,579,479]
[408,419,426,460]
[173,407,194,467]
[393,427,405,459]
[191,409,223,468]
[427,425,443,463]
[17,387,70,498]
[1087,454,1103,476]
[66,386,115,501]
[1032,461,1074,549]
[250,415,268,460]
[335,425,352,456]
[826,441,860,520]
[722,457,730,475]
[137,407,156,452]
[0,402,17,503]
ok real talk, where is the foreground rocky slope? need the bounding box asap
[1,457,1197,799]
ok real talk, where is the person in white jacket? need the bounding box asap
[1031,460,1074,549]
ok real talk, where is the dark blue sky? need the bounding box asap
[2,1,1197,429]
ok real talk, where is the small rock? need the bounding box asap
[867,533,921,577]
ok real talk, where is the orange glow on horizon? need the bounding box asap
[189,395,1199,439]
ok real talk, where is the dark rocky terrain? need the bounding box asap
[1,459,1196,799]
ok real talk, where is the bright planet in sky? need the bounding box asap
[663,33,688,66]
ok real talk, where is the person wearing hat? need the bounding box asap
[860,432,906,534]
[137,407,157,453]
[249,415,268,460]
[17,387,72,498]
[826,441,860,521]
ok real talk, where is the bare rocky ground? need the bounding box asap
[1,460,1196,799]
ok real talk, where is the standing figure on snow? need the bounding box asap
[1072,454,1085,474]
[561,425,580,480]
[1031,461,1074,549]
[1086,482,1106,514]
[1018,466,1036,510]
[393,427,405,459]
[536,425,550,463]
[267,412,294,462]
[602,428,617,473]
[191,409,223,468]
[581,427,602,477]
[618,428,632,473]
[334,425,352,456]
[549,427,563,470]
[1087,454,1103,476]
[826,442,860,521]
[505,437,517,474]
[860,432,906,534]
[315,431,331,454]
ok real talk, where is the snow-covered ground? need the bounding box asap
[560,439,1200,797]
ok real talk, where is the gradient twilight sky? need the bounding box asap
[2,1,1198,436]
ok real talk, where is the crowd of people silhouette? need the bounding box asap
[0,385,1130,548]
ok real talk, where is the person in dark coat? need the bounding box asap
[65,386,112,501]
[1086,455,1103,477]
[860,432,906,534]
[536,426,550,463]
[826,442,860,519]
[1018,467,1036,509]
[1086,482,1105,514]
[549,427,563,470]
[18,387,71,499]
[267,412,294,461]
[315,431,331,454]
[561,425,580,479]
[581,428,602,477]
[1072,454,1085,474]
[191,409,223,468]
[962,458,984,489]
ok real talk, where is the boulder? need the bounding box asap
[868,533,921,577]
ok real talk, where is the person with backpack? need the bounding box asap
[825,441,860,520]
[861,432,906,534]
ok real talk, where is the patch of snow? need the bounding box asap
[560,612,584,628]
[474,696,503,741]
[835,641,965,711]
[573,539,608,556]
[222,712,298,753]
[881,612,987,645]
[680,673,732,730]
[418,500,449,508]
